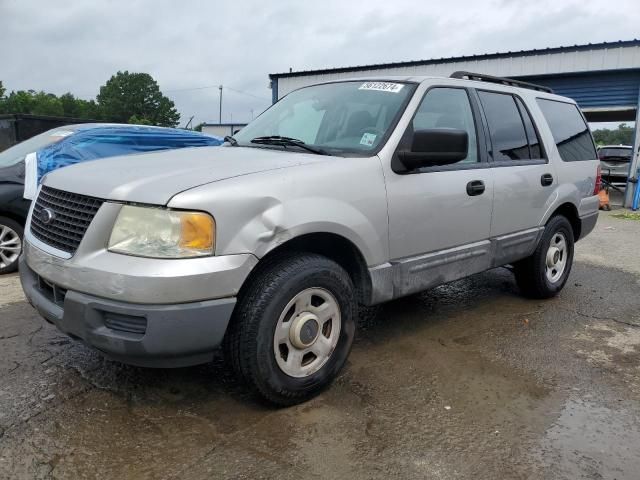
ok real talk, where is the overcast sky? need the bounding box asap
[1,0,639,127]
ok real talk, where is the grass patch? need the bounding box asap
[611,211,640,221]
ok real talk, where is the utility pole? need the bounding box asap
[624,86,640,208]
[218,85,223,124]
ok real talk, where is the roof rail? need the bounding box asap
[449,71,554,93]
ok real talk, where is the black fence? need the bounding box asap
[0,114,99,151]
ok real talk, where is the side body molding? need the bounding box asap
[368,227,543,305]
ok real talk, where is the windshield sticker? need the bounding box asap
[359,82,404,93]
[50,130,74,138]
[360,132,377,146]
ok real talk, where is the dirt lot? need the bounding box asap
[1,210,640,479]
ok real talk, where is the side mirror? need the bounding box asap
[398,129,468,170]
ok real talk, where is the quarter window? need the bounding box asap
[515,97,543,159]
[412,88,478,164]
[478,91,530,162]
[536,98,597,162]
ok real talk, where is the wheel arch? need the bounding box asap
[547,202,581,241]
[239,232,373,306]
[0,209,27,228]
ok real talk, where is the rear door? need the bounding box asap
[476,90,555,258]
[535,98,600,221]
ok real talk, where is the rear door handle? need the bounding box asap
[541,173,554,186]
[466,180,485,196]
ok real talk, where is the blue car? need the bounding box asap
[0,124,223,273]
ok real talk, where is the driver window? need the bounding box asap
[412,88,478,164]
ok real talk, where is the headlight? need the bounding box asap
[108,205,215,258]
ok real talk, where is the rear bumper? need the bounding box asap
[600,165,629,180]
[578,211,598,240]
[20,256,236,367]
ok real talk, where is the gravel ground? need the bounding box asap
[1,210,639,479]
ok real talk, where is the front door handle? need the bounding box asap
[541,173,554,186]
[466,180,485,196]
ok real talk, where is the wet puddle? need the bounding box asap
[541,397,640,479]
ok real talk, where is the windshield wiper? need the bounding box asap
[250,136,329,155]
[224,135,238,146]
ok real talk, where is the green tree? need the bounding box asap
[31,92,64,116]
[0,90,64,116]
[128,114,153,125]
[0,81,5,99]
[592,123,635,146]
[193,122,205,132]
[97,71,180,127]
[59,93,101,119]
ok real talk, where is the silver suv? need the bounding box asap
[20,73,600,405]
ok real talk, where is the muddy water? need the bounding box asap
[1,260,640,479]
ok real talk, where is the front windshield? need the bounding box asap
[0,127,78,168]
[234,81,415,155]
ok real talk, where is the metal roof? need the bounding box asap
[270,39,640,79]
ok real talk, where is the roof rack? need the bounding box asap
[450,71,554,93]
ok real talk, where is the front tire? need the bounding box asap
[0,216,23,275]
[514,215,574,299]
[224,253,356,406]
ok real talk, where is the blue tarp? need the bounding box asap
[36,125,222,181]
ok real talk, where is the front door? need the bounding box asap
[384,86,494,297]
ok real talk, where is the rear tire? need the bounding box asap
[223,253,356,406]
[514,215,574,299]
[0,216,23,275]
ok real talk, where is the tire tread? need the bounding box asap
[224,252,354,406]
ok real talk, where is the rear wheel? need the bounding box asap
[0,217,23,274]
[514,215,574,299]
[224,253,356,406]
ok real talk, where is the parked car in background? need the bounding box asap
[20,74,600,405]
[0,124,222,273]
[598,144,632,182]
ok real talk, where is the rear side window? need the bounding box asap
[477,91,530,162]
[536,98,597,161]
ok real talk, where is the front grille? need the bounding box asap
[31,186,104,255]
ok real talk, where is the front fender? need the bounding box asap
[169,158,390,266]
[227,196,385,263]
[0,183,30,222]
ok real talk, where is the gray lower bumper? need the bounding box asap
[20,257,236,368]
[578,212,599,240]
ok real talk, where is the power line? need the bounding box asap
[165,83,270,101]
[164,84,219,93]
[225,86,270,101]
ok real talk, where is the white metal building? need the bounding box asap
[201,123,247,138]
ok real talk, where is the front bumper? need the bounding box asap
[20,257,236,367]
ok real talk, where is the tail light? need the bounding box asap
[594,164,602,195]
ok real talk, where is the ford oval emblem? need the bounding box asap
[40,208,56,225]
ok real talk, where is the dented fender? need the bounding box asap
[168,157,390,266]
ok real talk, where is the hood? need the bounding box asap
[42,146,329,205]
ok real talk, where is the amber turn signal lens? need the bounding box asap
[179,212,215,251]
